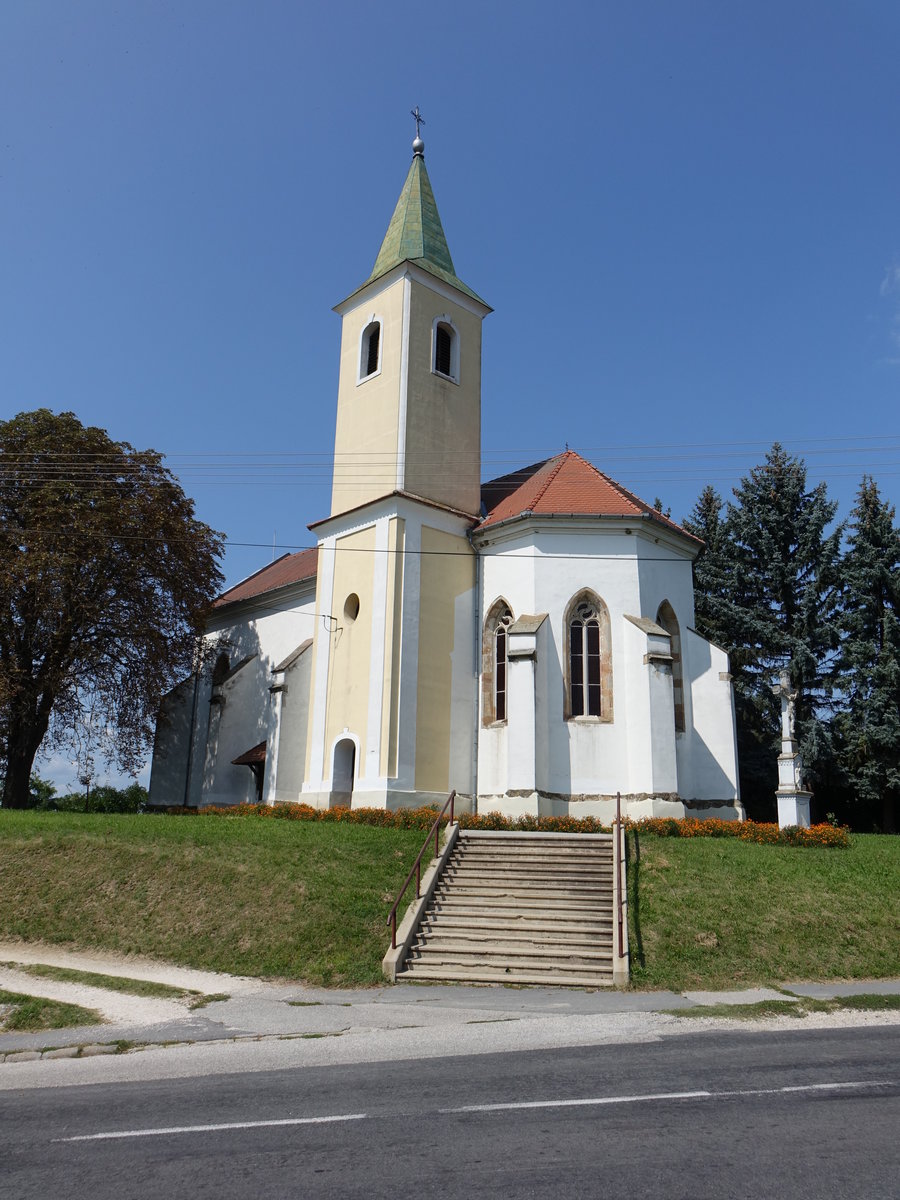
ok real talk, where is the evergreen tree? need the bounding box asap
[724,445,842,811]
[683,485,734,651]
[833,478,900,831]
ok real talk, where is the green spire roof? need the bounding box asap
[364,153,486,304]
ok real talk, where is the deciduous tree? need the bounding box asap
[0,410,223,808]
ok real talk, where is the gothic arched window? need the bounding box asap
[564,591,613,721]
[482,600,513,725]
[656,600,685,732]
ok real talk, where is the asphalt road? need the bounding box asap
[2,1025,897,1199]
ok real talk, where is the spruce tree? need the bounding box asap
[723,445,842,811]
[834,478,900,831]
[683,485,734,652]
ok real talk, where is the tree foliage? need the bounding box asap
[686,447,842,816]
[683,484,732,652]
[833,478,900,831]
[0,409,224,808]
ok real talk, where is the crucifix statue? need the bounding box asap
[771,667,811,827]
[772,669,797,746]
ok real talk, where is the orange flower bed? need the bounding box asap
[164,803,850,846]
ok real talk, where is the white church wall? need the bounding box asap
[191,588,317,808]
[681,628,742,812]
[474,521,741,817]
[201,656,267,807]
[534,529,640,799]
[448,583,477,801]
[269,650,314,804]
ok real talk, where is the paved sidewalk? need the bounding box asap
[2,943,899,1067]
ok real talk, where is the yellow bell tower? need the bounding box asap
[304,125,487,812]
[330,130,491,519]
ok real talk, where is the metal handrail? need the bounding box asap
[386,790,456,950]
[614,790,625,961]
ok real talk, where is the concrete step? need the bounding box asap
[431,896,607,916]
[439,878,614,897]
[434,888,614,902]
[412,941,613,964]
[420,925,610,946]
[455,844,613,858]
[445,867,613,885]
[421,914,613,936]
[396,964,614,987]
[459,833,613,844]
[448,858,609,868]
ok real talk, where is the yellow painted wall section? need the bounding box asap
[304,556,327,783]
[331,279,405,516]
[404,279,482,516]
[380,518,405,778]
[415,526,475,792]
[324,526,376,766]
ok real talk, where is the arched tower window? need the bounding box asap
[482,600,513,726]
[359,319,381,381]
[432,316,459,382]
[656,600,685,732]
[564,591,613,721]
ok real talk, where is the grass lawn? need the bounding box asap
[0,811,896,990]
[0,811,425,986]
[0,988,102,1033]
[628,830,899,990]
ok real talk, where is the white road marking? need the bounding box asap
[442,1080,893,1114]
[55,1079,895,1143]
[56,1113,368,1142]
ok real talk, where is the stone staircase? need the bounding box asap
[395,830,616,987]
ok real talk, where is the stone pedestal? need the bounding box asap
[772,671,813,829]
[776,748,812,829]
[777,790,812,829]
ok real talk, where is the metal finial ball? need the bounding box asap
[412,135,424,157]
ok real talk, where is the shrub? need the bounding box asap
[171,802,850,847]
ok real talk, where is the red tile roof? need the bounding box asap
[478,451,701,544]
[213,547,318,609]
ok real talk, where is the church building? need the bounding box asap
[149,131,742,823]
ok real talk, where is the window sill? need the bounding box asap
[431,369,459,385]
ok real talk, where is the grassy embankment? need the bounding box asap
[0,811,896,989]
[627,830,898,990]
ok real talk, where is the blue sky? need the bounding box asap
[3,1,900,786]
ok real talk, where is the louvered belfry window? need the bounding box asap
[360,321,380,379]
[570,601,602,717]
[366,324,380,376]
[434,323,453,377]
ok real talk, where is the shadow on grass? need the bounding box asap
[628,830,645,972]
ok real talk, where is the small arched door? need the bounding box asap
[331,738,356,807]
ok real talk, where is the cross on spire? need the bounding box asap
[411,106,426,138]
